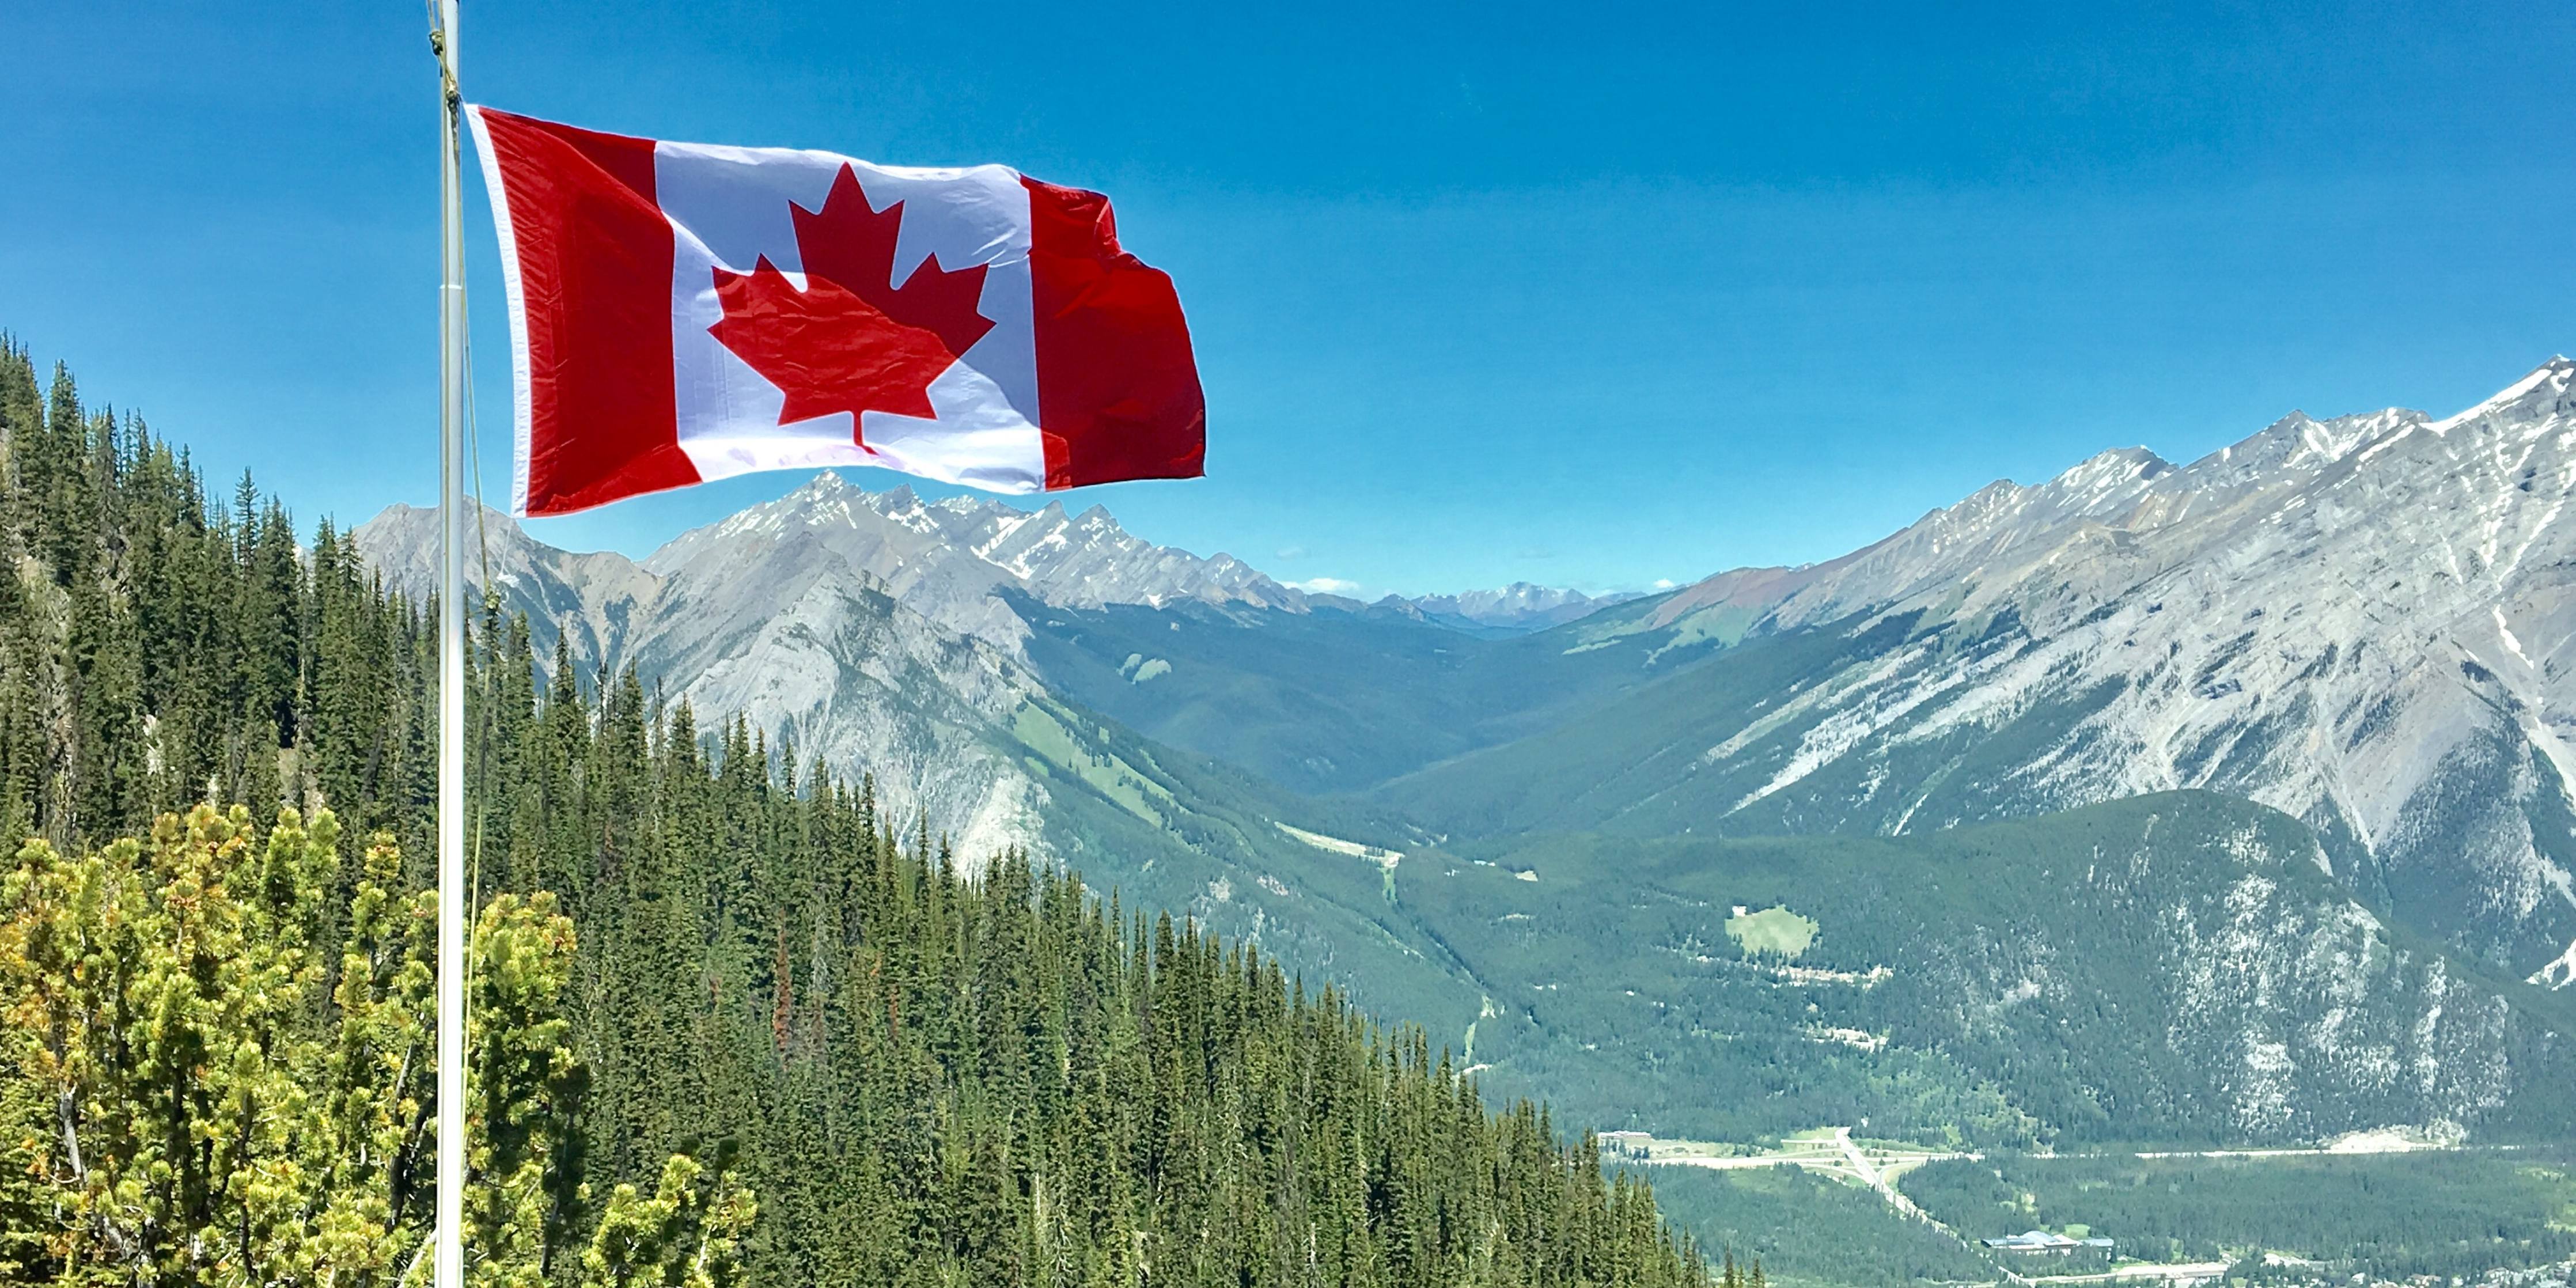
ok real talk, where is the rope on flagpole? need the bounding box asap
[427,0,460,112]
[464,289,495,1027]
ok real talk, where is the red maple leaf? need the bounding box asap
[709,164,996,433]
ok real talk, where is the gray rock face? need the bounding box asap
[1597,358,2576,982]
[355,493,1057,863]
[354,501,662,670]
[353,473,1347,865]
[641,472,1302,653]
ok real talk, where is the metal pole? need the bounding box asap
[433,2,467,1287]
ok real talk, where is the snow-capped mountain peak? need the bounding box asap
[638,472,1301,650]
[1407,582,1643,632]
[2179,407,2406,489]
[2428,354,2573,433]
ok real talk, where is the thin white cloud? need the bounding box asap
[1275,544,1309,560]
[1286,576,1361,596]
[1653,578,1677,590]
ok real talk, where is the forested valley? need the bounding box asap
[0,339,1709,1286]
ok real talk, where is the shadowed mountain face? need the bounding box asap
[358,358,2576,1147]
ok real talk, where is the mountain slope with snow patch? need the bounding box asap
[1399,359,2576,982]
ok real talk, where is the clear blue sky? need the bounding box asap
[5,1,2572,597]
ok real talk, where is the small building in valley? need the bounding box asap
[1981,1230,2115,1256]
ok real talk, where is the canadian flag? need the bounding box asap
[467,107,1206,517]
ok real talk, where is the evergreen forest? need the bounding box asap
[0,339,1710,1286]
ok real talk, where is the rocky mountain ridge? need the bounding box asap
[366,471,1636,657]
[358,495,1053,858]
[1407,358,2576,984]
[641,473,1302,651]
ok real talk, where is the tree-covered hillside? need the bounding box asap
[0,339,1709,1284]
[1391,795,2576,1149]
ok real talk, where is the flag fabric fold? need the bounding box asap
[467,105,1206,517]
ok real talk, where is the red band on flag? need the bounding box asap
[1022,179,1207,490]
[473,108,696,516]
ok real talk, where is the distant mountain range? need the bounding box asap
[357,357,2576,1151]
[1389,358,2576,988]
[365,474,1631,653]
[1397,583,1645,635]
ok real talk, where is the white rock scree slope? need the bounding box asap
[1556,358,2576,983]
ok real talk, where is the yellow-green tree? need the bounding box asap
[0,804,751,1286]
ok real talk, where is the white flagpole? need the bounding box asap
[432,2,468,1287]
